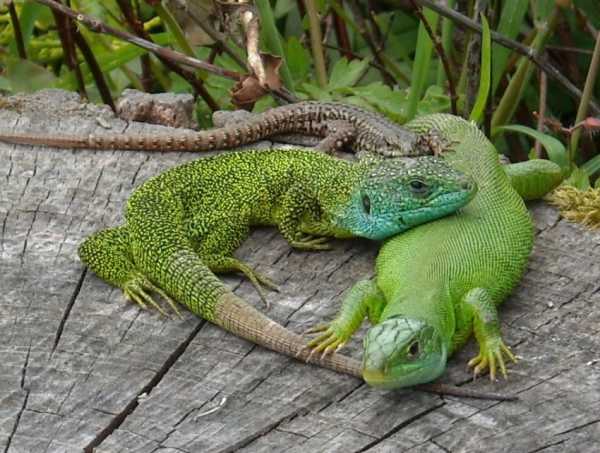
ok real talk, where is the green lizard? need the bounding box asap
[78,149,475,358]
[305,115,563,388]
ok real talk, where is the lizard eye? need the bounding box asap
[407,341,420,358]
[362,194,371,214]
[409,179,429,196]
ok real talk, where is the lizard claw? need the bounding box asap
[467,340,517,382]
[303,324,328,335]
[245,269,279,310]
[305,322,348,357]
[290,235,332,251]
[123,276,182,318]
[217,259,279,309]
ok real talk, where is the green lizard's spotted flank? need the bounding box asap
[78,148,475,370]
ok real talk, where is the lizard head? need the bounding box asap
[334,156,476,240]
[361,316,448,388]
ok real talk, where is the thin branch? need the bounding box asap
[304,0,328,88]
[34,0,296,104]
[574,5,599,39]
[570,30,600,161]
[408,0,457,114]
[169,0,247,70]
[347,0,397,86]
[34,0,242,81]
[414,0,600,116]
[72,28,115,110]
[117,0,219,110]
[545,45,593,56]
[117,0,155,91]
[50,5,86,99]
[535,70,547,158]
[8,1,27,59]
[331,9,353,60]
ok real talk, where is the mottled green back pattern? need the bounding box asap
[123,150,361,321]
[375,115,533,352]
[103,149,473,322]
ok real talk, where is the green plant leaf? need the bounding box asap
[407,7,439,120]
[300,82,333,101]
[0,76,12,91]
[285,36,311,84]
[5,58,57,93]
[8,2,48,57]
[581,154,600,178]
[417,85,451,115]
[495,124,569,172]
[347,82,410,123]
[469,14,491,123]
[564,167,590,190]
[328,58,370,90]
[491,0,529,94]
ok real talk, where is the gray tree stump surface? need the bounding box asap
[1,90,599,453]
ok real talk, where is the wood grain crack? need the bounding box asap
[355,402,446,452]
[82,320,205,453]
[52,268,87,354]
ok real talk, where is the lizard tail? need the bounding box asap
[215,292,363,377]
[0,132,93,149]
[0,130,226,152]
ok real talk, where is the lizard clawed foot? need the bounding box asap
[304,322,348,360]
[123,276,182,318]
[204,255,279,309]
[467,340,517,382]
[416,129,455,156]
[233,263,279,310]
[290,235,332,251]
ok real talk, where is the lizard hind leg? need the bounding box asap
[78,226,181,317]
[315,120,357,154]
[202,254,279,309]
[190,217,279,308]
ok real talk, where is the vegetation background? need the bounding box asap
[1,0,599,186]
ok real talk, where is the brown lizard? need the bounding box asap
[0,101,437,157]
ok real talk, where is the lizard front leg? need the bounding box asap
[305,279,386,357]
[278,185,333,251]
[463,287,517,381]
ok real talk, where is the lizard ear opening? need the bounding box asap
[362,194,371,215]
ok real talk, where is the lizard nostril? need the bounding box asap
[461,180,472,191]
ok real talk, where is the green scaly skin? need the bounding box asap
[306,115,563,387]
[79,148,475,372]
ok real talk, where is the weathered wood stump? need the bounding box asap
[1,90,599,453]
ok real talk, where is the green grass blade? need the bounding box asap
[436,0,455,85]
[491,6,559,133]
[581,154,600,178]
[495,124,569,173]
[407,7,439,120]
[490,0,529,94]
[8,2,47,57]
[469,14,491,123]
